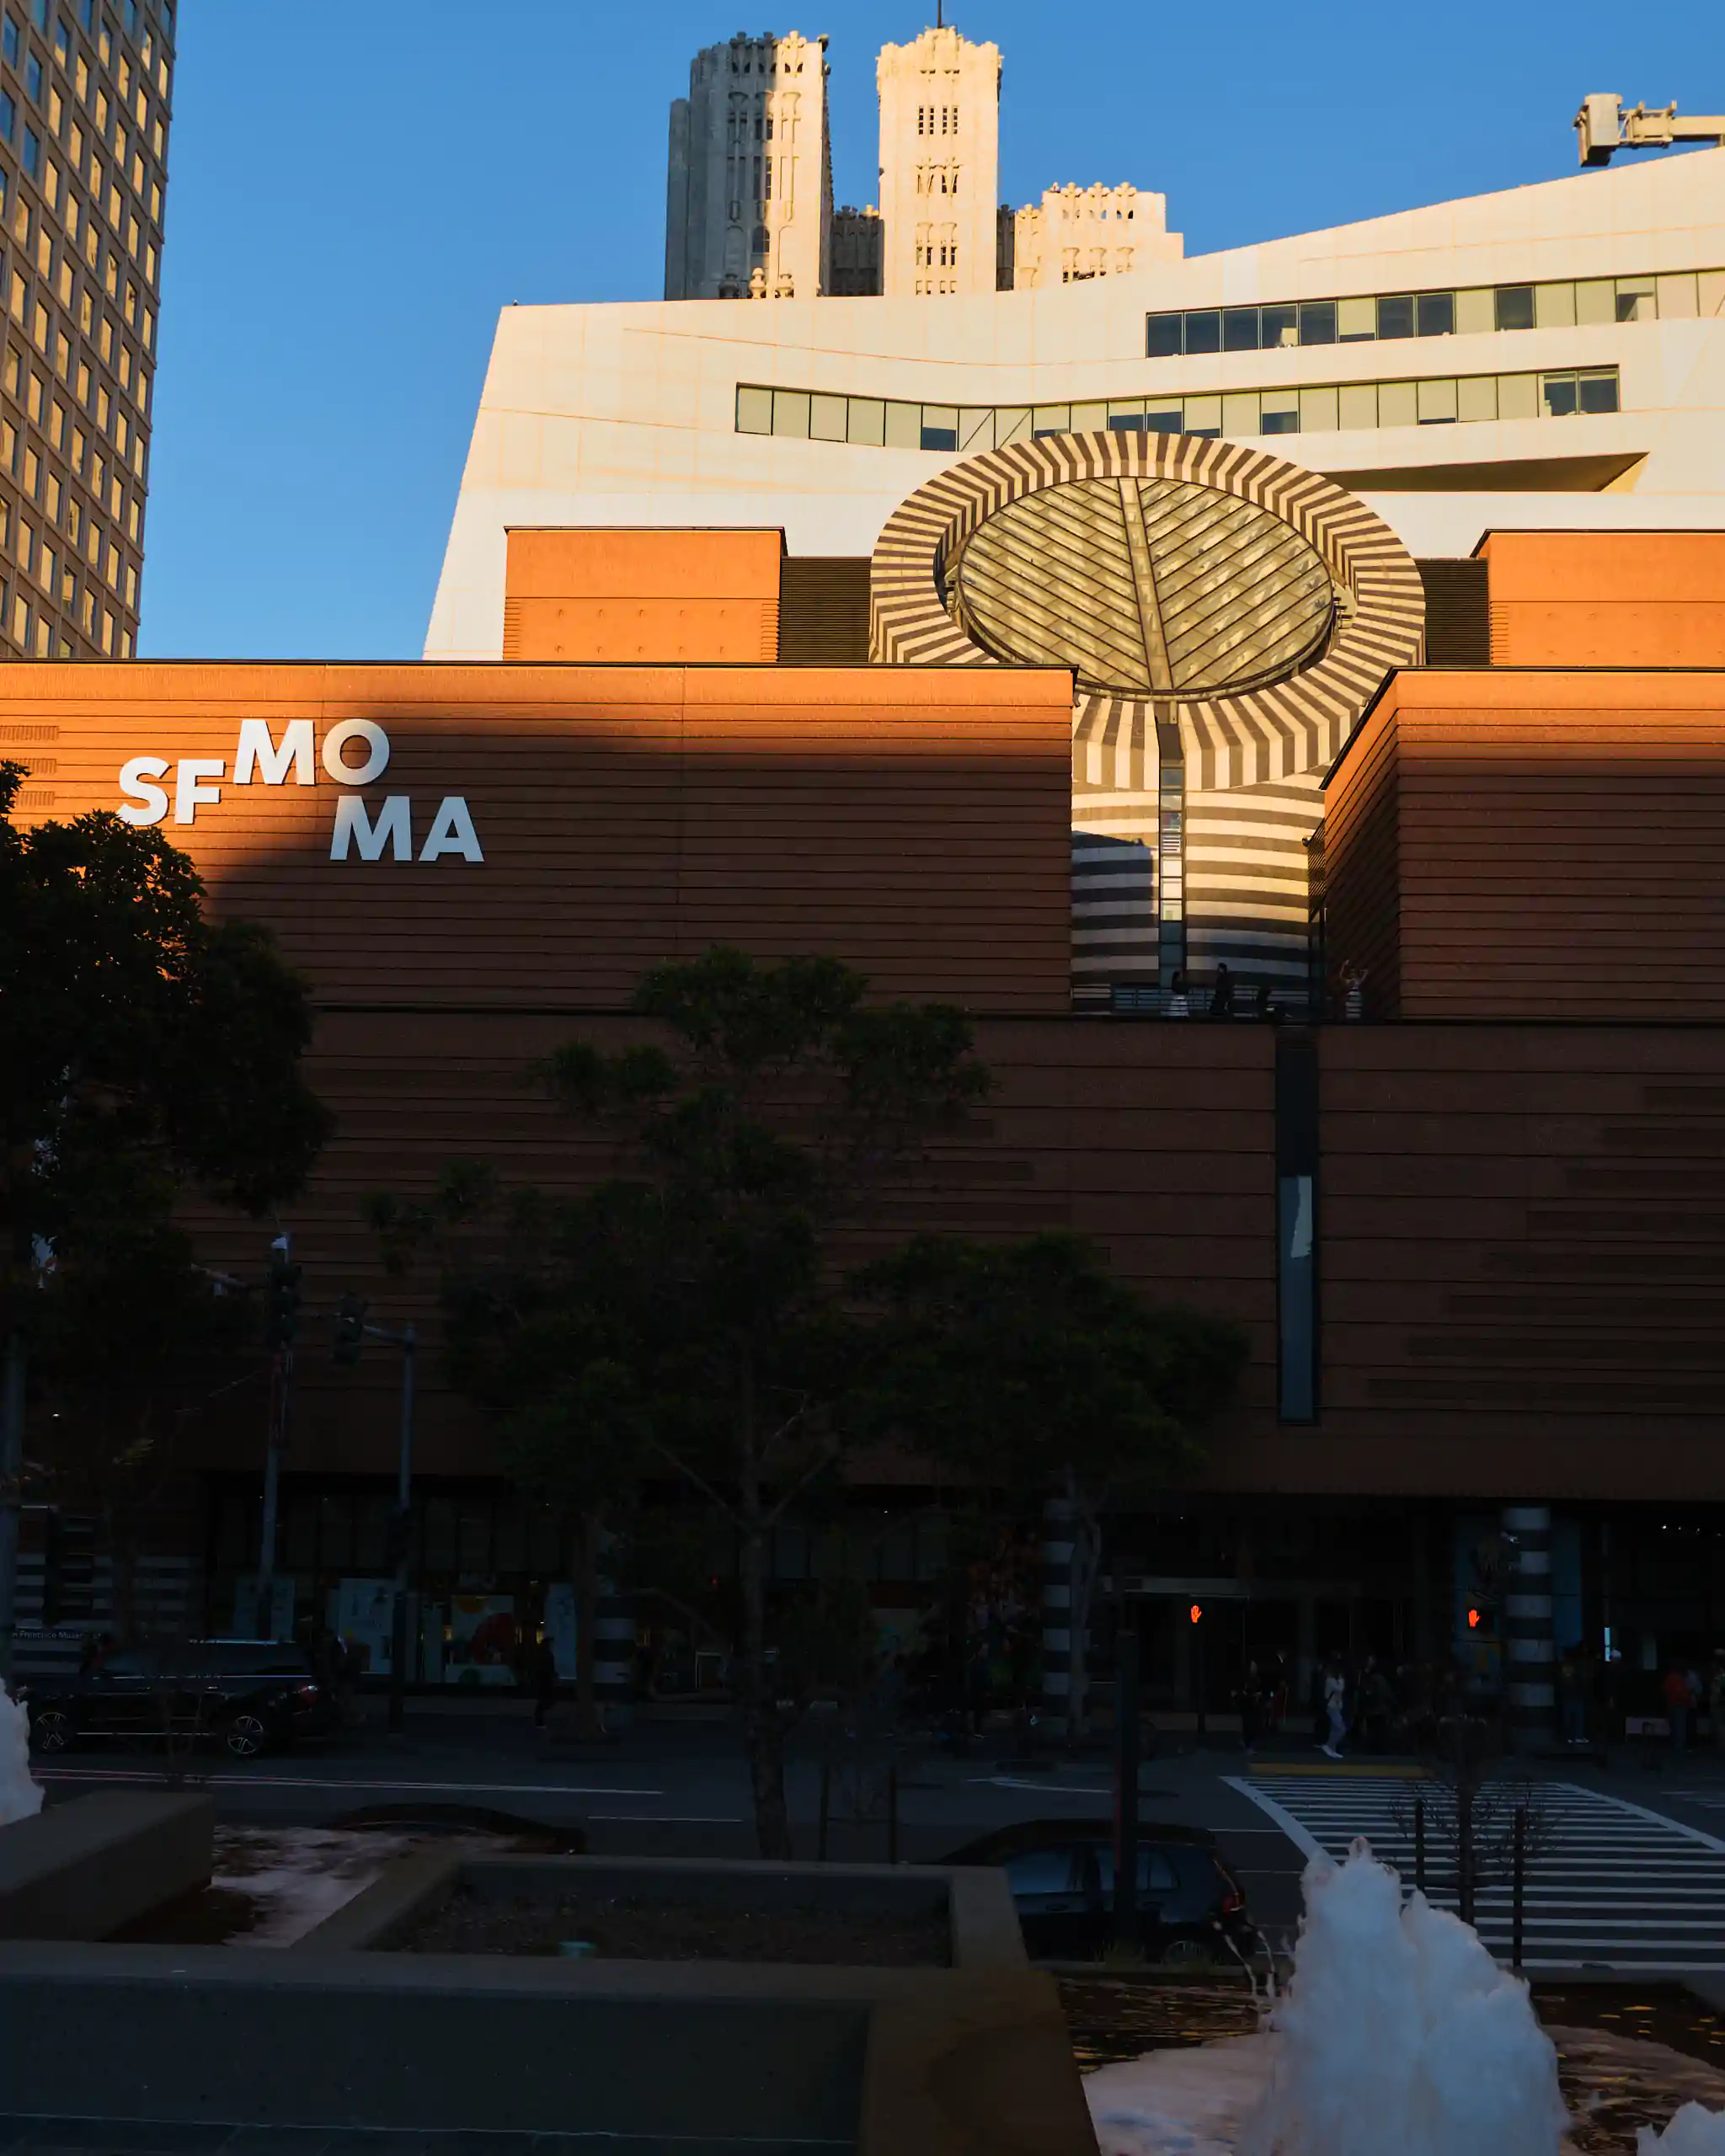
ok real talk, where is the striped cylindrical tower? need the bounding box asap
[594,1532,636,1728]
[1040,1494,1079,1738]
[1503,1505,1556,1751]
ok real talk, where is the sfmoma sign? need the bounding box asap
[117,718,483,863]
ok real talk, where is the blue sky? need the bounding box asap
[136,2,1717,660]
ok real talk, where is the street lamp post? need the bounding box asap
[334,1296,416,1732]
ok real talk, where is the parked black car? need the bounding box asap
[24,1640,336,1758]
[943,1818,1252,1963]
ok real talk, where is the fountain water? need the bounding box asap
[1086,1838,1725,2156]
[0,1687,44,1826]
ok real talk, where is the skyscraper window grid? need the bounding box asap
[0,0,169,659]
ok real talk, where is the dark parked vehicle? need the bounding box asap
[24,1640,336,1759]
[943,1819,1253,1964]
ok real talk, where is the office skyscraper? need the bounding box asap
[875,24,1000,298]
[0,0,171,659]
[665,30,831,301]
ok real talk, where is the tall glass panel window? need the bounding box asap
[1495,286,1535,331]
[1278,1174,1316,1422]
[1261,303,1297,350]
[1183,310,1220,355]
[1222,307,1259,352]
[1375,294,1414,341]
[1146,312,1181,358]
[1298,301,1336,345]
[1417,291,1455,337]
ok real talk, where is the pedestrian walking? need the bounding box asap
[1322,1656,1348,1758]
[1709,1651,1725,1752]
[1209,963,1235,1019]
[530,1631,559,1729]
[1663,1662,1694,1753]
[1360,1657,1395,1754]
[1236,1661,1263,1756]
[1558,1650,1589,1744]
[1166,969,1190,1019]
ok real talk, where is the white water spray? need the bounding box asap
[1244,1838,1565,2156]
[0,1689,44,1827]
[1643,2107,1725,2154]
[1087,1838,1725,2156]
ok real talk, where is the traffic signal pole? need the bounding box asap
[0,1333,25,1684]
[1114,1617,1140,1950]
[387,1325,416,1734]
[255,1234,301,1641]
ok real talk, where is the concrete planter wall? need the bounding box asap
[0,1790,211,1940]
[297,1850,1028,1968]
[0,1856,1096,2155]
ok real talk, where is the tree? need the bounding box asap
[377,945,989,1854]
[0,762,329,1637]
[858,1233,1248,1742]
[28,1144,259,1641]
[1,762,328,1254]
[370,1166,660,1740]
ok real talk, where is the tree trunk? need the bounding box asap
[736,1358,793,1858]
[1064,1478,1100,1749]
[574,1507,604,1740]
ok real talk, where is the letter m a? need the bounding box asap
[330,795,412,862]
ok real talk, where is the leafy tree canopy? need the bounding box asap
[1,759,329,1291]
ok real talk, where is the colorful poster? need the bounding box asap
[542,1583,579,1681]
[336,1577,396,1677]
[446,1594,518,1685]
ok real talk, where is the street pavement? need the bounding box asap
[29,1701,1307,1923]
[34,1704,1725,1967]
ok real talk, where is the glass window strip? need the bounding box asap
[732,366,1620,445]
[1145,269,1720,357]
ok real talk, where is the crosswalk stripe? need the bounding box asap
[1223,1774,1725,1972]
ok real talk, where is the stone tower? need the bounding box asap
[875,24,1001,298]
[665,30,833,300]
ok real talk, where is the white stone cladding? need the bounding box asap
[1011,184,1183,291]
[665,30,831,300]
[435,146,1725,663]
[875,25,1001,299]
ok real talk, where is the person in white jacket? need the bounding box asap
[1322,1657,1348,1759]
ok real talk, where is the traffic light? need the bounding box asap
[1467,1607,1482,1630]
[264,1248,302,1350]
[333,1293,368,1367]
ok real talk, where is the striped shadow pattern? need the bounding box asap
[871,432,1424,991]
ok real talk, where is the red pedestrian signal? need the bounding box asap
[1189,1604,1202,1625]
[1467,1607,1482,1630]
